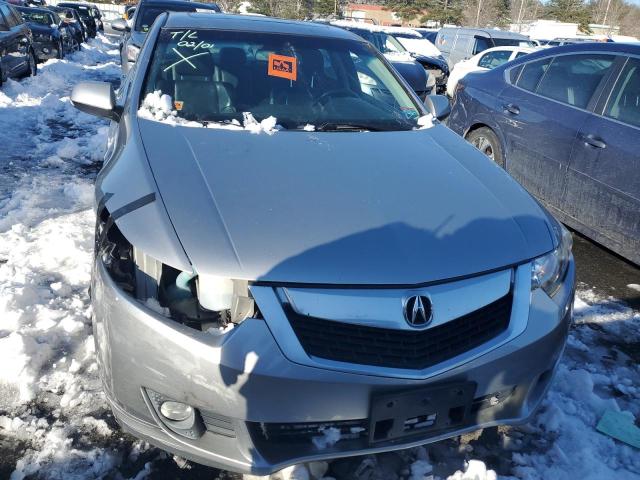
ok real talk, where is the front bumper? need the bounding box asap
[92,259,574,475]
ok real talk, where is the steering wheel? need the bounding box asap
[312,89,358,107]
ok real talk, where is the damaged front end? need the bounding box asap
[95,207,258,332]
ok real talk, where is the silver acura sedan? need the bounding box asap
[71,12,575,476]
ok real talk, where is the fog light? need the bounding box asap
[160,401,193,422]
[43,48,50,53]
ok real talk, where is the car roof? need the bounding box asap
[164,12,360,40]
[139,0,220,11]
[440,27,529,40]
[521,41,640,59]
[16,5,52,14]
[478,46,537,53]
[58,2,94,6]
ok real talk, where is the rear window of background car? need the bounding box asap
[478,50,511,69]
[535,54,614,109]
[516,57,551,91]
[605,57,640,128]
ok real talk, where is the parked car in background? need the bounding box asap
[123,5,135,21]
[436,27,533,69]
[329,21,434,98]
[0,0,36,84]
[380,26,449,94]
[71,11,575,475]
[57,2,98,38]
[112,0,220,75]
[414,27,438,44]
[446,46,537,97]
[448,42,640,265]
[7,0,46,5]
[49,5,84,47]
[16,5,73,60]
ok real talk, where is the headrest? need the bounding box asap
[219,47,246,67]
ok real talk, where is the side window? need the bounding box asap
[536,54,614,109]
[9,6,23,26]
[604,57,640,128]
[515,51,529,59]
[508,64,523,84]
[473,36,491,55]
[0,5,14,28]
[477,50,512,69]
[0,9,7,31]
[517,57,552,91]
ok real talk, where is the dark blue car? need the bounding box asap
[448,42,640,265]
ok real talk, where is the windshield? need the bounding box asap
[141,29,424,131]
[136,6,215,32]
[18,10,53,25]
[394,34,441,57]
[73,5,92,19]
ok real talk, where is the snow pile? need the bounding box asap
[447,460,496,480]
[138,90,279,134]
[312,426,342,449]
[0,34,132,479]
[417,113,435,129]
[242,112,279,135]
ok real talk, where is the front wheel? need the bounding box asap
[465,127,505,168]
[57,40,64,59]
[25,50,37,77]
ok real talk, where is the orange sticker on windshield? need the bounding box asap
[268,53,297,81]
[174,101,184,111]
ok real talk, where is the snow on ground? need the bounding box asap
[0,33,639,480]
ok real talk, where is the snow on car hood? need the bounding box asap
[138,118,554,284]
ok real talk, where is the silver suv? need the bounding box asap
[71,12,575,476]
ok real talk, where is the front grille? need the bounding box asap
[286,292,512,370]
[249,419,368,444]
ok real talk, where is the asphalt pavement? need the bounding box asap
[572,231,640,311]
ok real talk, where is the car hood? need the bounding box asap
[138,119,554,284]
[413,54,450,74]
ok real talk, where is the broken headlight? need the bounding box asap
[97,211,255,330]
[531,224,572,297]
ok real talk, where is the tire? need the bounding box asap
[23,50,37,78]
[57,40,64,59]
[465,127,505,168]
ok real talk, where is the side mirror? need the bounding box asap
[424,94,451,121]
[111,18,129,32]
[71,81,121,121]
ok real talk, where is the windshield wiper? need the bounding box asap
[315,123,384,132]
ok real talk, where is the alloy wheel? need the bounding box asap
[472,135,495,160]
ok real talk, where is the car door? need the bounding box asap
[9,5,30,73]
[0,6,10,80]
[565,56,640,263]
[496,52,616,210]
[0,3,20,76]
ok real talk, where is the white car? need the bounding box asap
[380,26,442,57]
[446,46,537,97]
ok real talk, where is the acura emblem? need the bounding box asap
[403,295,433,328]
